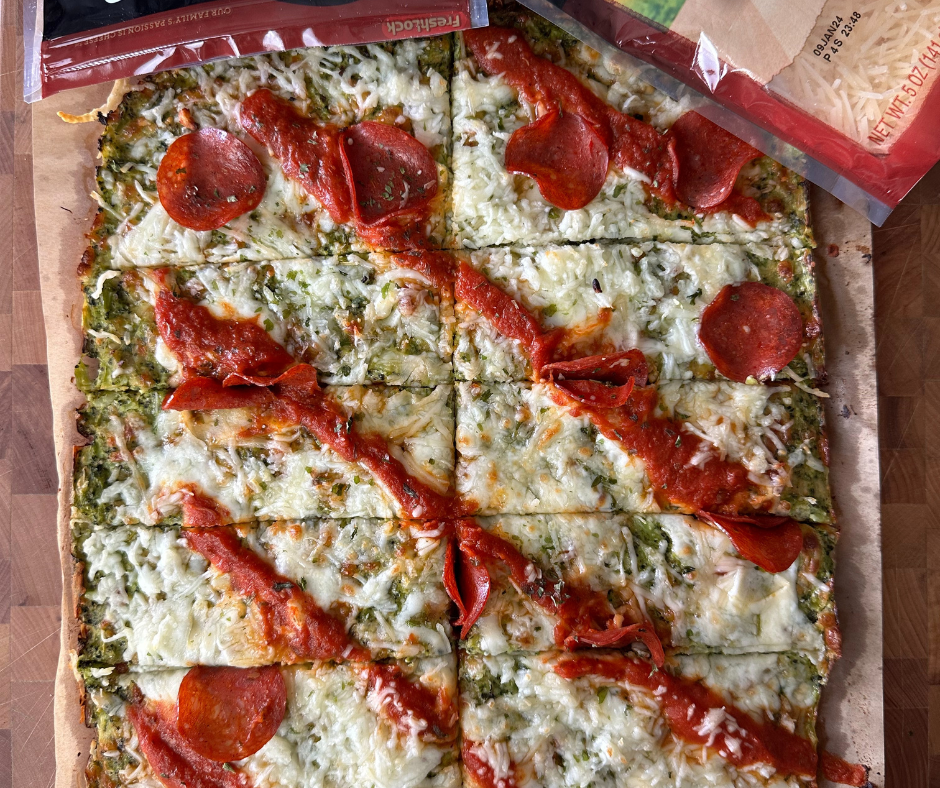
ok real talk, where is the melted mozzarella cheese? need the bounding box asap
[100,40,450,267]
[449,38,798,250]
[82,385,454,526]
[454,381,821,517]
[463,513,828,669]
[460,651,818,788]
[78,519,451,665]
[88,658,459,788]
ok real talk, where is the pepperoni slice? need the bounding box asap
[669,112,761,209]
[157,129,266,232]
[542,349,649,387]
[698,511,804,573]
[564,621,665,665]
[162,377,274,412]
[444,532,491,638]
[505,108,609,210]
[223,364,321,403]
[553,378,635,407]
[340,121,439,226]
[819,751,871,787]
[698,282,803,382]
[177,666,287,762]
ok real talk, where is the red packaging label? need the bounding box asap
[29,0,486,100]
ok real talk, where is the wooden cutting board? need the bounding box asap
[0,10,938,788]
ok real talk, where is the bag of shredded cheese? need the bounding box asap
[524,0,940,223]
[24,0,487,102]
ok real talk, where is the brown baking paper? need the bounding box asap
[32,82,885,788]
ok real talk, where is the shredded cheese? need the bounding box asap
[57,80,131,124]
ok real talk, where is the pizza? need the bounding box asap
[456,514,838,672]
[66,2,871,787]
[81,253,455,390]
[460,650,821,788]
[73,518,453,666]
[82,660,459,788]
[449,8,813,251]
[453,241,823,384]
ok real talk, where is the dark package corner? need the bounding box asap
[24,0,487,99]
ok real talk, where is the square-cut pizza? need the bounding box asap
[74,517,453,666]
[455,380,831,522]
[88,37,452,271]
[81,252,454,391]
[83,659,459,788]
[454,241,822,384]
[451,513,837,673]
[449,8,812,250]
[74,383,455,526]
[459,650,821,788]
[64,2,868,784]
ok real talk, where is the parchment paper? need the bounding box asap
[31,83,884,788]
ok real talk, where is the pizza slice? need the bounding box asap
[88,37,452,270]
[73,383,455,526]
[449,513,838,673]
[74,517,453,666]
[459,650,821,788]
[81,253,454,391]
[455,380,831,522]
[454,241,822,384]
[83,658,459,788]
[449,7,812,250]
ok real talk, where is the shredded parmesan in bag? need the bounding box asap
[770,0,940,150]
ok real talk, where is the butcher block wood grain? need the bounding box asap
[0,10,936,788]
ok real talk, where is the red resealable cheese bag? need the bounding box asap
[25,0,487,101]
[521,0,940,223]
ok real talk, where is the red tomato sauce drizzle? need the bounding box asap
[444,518,664,664]
[182,496,367,663]
[177,493,454,744]
[157,293,461,521]
[555,653,817,777]
[558,384,754,514]
[462,27,768,223]
[240,89,438,250]
[366,663,457,743]
[462,740,519,788]
[155,289,294,381]
[454,260,560,370]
